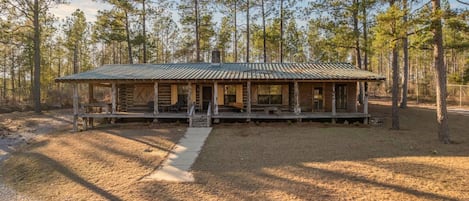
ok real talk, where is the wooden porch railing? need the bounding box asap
[207,101,212,127]
[188,104,196,127]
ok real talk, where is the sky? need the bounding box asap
[50,0,468,23]
[50,0,111,22]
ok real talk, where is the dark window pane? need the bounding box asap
[258,95,270,104]
[271,95,282,104]
[224,95,236,104]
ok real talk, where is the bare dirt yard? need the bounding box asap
[1,100,469,201]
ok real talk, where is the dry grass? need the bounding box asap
[2,101,469,201]
[0,124,185,201]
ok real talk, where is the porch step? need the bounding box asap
[191,115,211,127]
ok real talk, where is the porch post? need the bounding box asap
[154,82,159,115]
[364,82,369,124]
[73,83,79,132]
[247,81,251,115]
[332,82,336,123]
[294,81,300,115]
[111,82,117,114]
[355,82,359,112]
[88,84,94,103]
[86,83,94,130]
[214,81,219,115]
[187,81,192,114]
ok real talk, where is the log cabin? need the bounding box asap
[56,52,385,131]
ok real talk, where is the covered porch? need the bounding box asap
[71,79,370,131]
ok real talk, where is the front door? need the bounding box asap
[313,87,324,112]
[202,86,212,111]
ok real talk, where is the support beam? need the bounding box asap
[247,81,251,115]
[187,82,192,114]
[154,82,159,115]
[73,83,79,132]
[294,81,300,115]
[214,81,219,115]
[332,83,336,123]
[111,83,117,114]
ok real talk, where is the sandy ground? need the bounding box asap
[0,109,74,201]
[0,110,74,160]
[0,124,186,201]
[1,102,469,200]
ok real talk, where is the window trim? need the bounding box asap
[257,85,283,105]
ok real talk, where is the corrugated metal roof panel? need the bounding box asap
[56,63,386,82]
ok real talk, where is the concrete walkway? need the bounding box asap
[143,127,212,182]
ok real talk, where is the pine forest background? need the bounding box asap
[0,0,468,112]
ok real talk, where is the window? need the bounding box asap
[177,85,188,105]
[258,85,282,105]
[224,85,236,104]
[336,84,347,109]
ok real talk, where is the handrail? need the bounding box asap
[188,103,195,127]
[206,101,212,127]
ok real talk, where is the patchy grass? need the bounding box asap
[2,102,469,200]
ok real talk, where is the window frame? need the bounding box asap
[257,85,283,105]
[224,85,237,105]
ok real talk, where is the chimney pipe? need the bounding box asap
[211,50,221,64]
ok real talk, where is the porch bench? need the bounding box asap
[264,106,280,115]
[81,102,110,114]
[226,102,244,112]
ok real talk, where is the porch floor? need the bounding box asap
[79,111,369,119]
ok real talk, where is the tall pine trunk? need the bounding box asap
[246,0,250,63]
[279,0,284,63]
[142,0,147,63]
[390,0,399,130]
[353,0,363,104]
[195,0,200,62]
[124,11,133,64]
[262,0,266,63]
[2,53,6,100]
[391,44,400,129]
[234,1,237,62]
[33,0,41,113]
[431,0,450,143]
[400,0,409,108]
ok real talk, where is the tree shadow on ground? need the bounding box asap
[135,102,469,200]
[3,152,122,201]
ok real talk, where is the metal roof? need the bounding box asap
[56,63,385,82]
